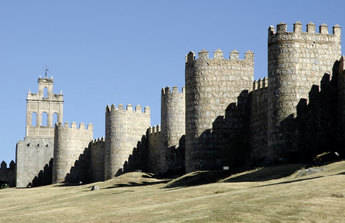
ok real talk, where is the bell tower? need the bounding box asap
[25,75,64,137]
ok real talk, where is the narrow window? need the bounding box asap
[43,87,48,98]
[41,112,48,126]
[32,112,37,126]
[53,113,58,125]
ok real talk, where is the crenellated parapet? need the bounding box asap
[252,77,268,91]
[146,125,161,135]
[56,121,93,131]
[185,49,254,65]
[89,137,105,146]
[104,103,151,179]
[185,48,254,172]
[105,104,150,114]
[161,86,185,96]
[268,22,341,44]
[52,121,93,183]
[267,22,342,160]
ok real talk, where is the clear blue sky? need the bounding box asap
[0,0,344,162]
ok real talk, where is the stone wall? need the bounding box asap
[268,22,342,159]
[89,137,105,182]
[52,122,93,183]
[249,78,269,164]
[146,125,164,174]
[16,137,54,187]
[0,161,16,187]
[185,49,254,172]
[104,104,150,179]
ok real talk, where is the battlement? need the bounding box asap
[147,125,161,135]
[161,86,185,96]
[252,77,268,91]
[56,121,93,131]
[185,49,254,64]
[268,22,341,43]
[0,160,15,169]
[89,137,105,146]
[105,104,150,114]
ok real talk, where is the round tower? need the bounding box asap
[185,49,254,172]
[267,22,342,159]
[160,86,185,173]
[161,86,185,148]
[52,122,93,183]
[104,104,150,179]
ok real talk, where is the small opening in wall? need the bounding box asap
[53,113,58,125]
[37,144,40,147]
[43,87,48,98]
[41,112,48,127]
[32,112,37,127]
[45,144,49,147]
[27,143,30,147]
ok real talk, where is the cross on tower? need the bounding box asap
[44,67,49,77]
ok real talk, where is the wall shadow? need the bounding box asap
[64,147,91,185]
[119,133,185,178]
[30,159,53,187]
[278,60,344,163]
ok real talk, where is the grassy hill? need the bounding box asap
[1,161,345,223]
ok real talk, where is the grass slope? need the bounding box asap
[1,162,345,223]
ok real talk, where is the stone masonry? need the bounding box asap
[104,104,150,179]
[16,77,63,187]
[267,22,342,160]
[9,22,345,187]
[185,49,254,172]
[52,122,93,183]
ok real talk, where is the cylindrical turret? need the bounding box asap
[104,104,150,179]
[159,86,185,173]
[52,122,93,183]
[185,49,254,172]
[267,22,342,159]
[161,86,185,148]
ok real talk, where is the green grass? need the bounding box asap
[1,162,345,223]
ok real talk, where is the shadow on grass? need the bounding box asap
[105,180,169,189]
[223,164,305,183]
[54,183,86,187]
[164,164,306,189]
[256,176,323,188]
[164,171,231,189]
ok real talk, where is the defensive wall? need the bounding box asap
[146,125,164,174]
[249,78,269,164]
[9,22,345,187]
[0,161,16,187]
[16,138,54,187]
[89,137,105,182]
[185,49,254,172]
[104,104,150,179]
[53,122,93,183]
[267,22,342,159]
